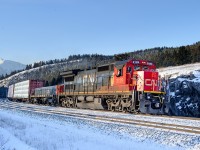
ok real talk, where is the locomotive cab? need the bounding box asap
[113,59,156,90]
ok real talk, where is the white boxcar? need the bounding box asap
[13,80,44,99]
[14,80,30,98]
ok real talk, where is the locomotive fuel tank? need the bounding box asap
[76,96,106,110]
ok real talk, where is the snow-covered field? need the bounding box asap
[0,99,200,150]
[158,62,200,78]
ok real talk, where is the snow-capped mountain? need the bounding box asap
[0,58,26,76]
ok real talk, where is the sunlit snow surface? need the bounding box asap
[0,99,200,150]
[158,62,200,78]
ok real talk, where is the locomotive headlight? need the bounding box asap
[146,94,152,99]
[155,103,160,108]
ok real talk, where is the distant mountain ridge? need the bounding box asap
[0,55,113,87]
[0,58,26,76]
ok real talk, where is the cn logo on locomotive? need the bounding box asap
[144,79,158,86]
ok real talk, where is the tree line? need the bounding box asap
[115,42,200,68]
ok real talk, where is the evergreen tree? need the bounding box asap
[45,80,49,86]
[197,46,200,62]
[50,77,56,86]
[177,46,191,65]
[56,75,63,84]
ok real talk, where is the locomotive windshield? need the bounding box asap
[142,65,148,70]
[134,66,140,71]
[127,66,132,73]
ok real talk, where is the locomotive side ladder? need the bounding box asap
[131,90,141,112]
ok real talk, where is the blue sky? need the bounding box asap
[0,0,200,64]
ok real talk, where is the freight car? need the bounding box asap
[31,86,57,105]
[0,86,8,98]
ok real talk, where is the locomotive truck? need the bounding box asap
[8,59,169,115]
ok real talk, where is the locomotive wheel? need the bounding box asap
[111,107,115,112]
[61,101,66,107]
[66,103,70,108]
[118,106,122,111]
[122,107,127,113]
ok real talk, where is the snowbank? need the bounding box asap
[158,63,200,78]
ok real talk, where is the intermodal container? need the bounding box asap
[13,80,44,99]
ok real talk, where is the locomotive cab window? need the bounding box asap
[127,66,132,73]
[116,69,122,77]
[64,76,74,82]
[143,65,148,70]
[134,65,140,71]
[98,65,109,72]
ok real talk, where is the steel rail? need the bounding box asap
[0,101,200,136]
[2,99,200,122]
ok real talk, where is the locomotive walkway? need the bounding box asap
[0,99,200,136]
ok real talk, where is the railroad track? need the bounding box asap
[2,99,200,121]
[1,100,200,136]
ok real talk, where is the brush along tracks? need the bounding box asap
[0,100,200,136]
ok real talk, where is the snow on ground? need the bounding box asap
[54,106,200,128]
[6,99,200,128]
[158,62,200,78]
[0,100,200,150]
